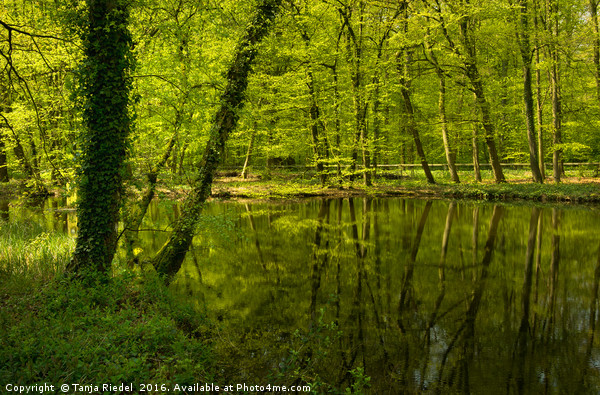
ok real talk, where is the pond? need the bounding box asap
[3,197,600,393]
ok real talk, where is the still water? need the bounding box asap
[4,197,600,393]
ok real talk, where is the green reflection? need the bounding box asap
[6,197,600,393]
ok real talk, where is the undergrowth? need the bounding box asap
[0,273,214,387]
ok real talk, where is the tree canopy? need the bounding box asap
[2,0,600,272]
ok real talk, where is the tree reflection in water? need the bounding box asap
[7,197,600,393]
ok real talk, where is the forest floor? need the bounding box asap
[2,169,600,204]
[202,170,600,204]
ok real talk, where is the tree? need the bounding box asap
[547,0,563,182]
[338,0,372,186]
[152,0,283,282]
[431,0,506,183]
[68,0,135,274]
[397,0,435,184]
[515,0,544,182]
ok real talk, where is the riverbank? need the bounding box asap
[207,172,600,204]
[0,272,215,388]
[2,170,600,204]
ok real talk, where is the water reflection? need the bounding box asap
[171,199,600,393]
[3,197,600,393]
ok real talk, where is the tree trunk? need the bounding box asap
[549,0,562,183]
[473,124,482,182]
[517,0,544,183]
[241,128,255,179]
[341,3,371,186]
[460,14,506,183]
[68,0,134,274]
[427,50,460,183]
[591,0,600,111]
[472,94,482,182]
[152,0,282,282]
[124,129,178,261]
[0,132,7,183]
[534,0,546,179]
[399,2,434,184]
[0,74,8,183]
[324,60,342,181]
[298,23,328,186]
[307,65,327,185]
[439,77,459,183]
[399,70,435,184]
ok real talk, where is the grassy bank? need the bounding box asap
[0,274,214,387]
[208,168,600,203]
[3,168,599,204]
[0,218,214,389]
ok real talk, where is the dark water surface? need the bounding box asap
[4,197,600,393]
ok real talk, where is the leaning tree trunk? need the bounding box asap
[123,129,178,261]
[241,127,256,179]
[398,50,435,184]
[460,15,506,184]
[152,0,282,282]
[398,1,434,184]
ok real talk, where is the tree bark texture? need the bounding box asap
[68,0,134,274]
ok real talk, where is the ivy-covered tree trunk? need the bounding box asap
[68,0,134,274]
[152,0,282,282]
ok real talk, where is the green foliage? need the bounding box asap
[0,219,74,283]
[0,274,213,386]
[70,0,136,272]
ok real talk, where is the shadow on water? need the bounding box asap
[5,197,600,393]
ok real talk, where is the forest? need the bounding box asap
[2,0,600,192]
[2,0,600,393]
